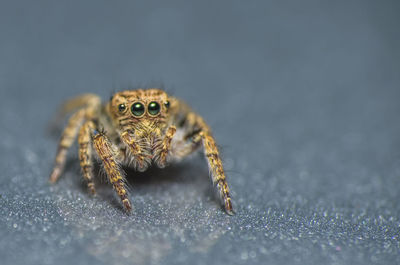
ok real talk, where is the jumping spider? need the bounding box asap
[49,89,234,215]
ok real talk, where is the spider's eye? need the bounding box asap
[118,104,127,113]
[131,102,145,116]
[164,101,170,109]
[148,101,160,116]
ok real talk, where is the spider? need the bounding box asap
[49,88,234,215]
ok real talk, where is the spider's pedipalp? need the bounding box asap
[120,130,149,171]
[155,125,176,168]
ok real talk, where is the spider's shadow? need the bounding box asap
[63,156,216,211]
[122,162,204,188]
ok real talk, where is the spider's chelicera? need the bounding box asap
[49,89,233,215]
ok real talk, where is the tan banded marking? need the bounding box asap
[78,120,96,194]
[92,130,132,212]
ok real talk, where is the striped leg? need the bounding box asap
[78,121,96,194]
[92,129,132,212]
[178,110,234,215]
[201,131,234,215]
[49,94,101,132]
[49,109,86,183]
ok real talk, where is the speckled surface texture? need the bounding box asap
[1,1,400,264]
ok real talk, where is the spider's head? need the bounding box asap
[108,88,171,133]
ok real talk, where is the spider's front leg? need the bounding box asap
[91,128,132,212]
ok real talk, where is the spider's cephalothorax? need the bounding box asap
[49,89,234,215]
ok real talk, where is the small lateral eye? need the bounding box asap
[148,101,160,116]
[164,101,170,109]
[131,102,145,116]
[118,103,127,113]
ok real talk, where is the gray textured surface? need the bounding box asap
[1,1,400,264]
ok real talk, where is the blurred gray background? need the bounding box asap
[0,1,399,264]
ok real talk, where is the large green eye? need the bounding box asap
[131,102,145,116]
[148,101,160,116]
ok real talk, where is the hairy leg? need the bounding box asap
[171,107,234,215]
[48,94,101,132]
[49,109,86,183]
[200,131,234,215]
[78,120,96,194]
[92,129,132,212]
